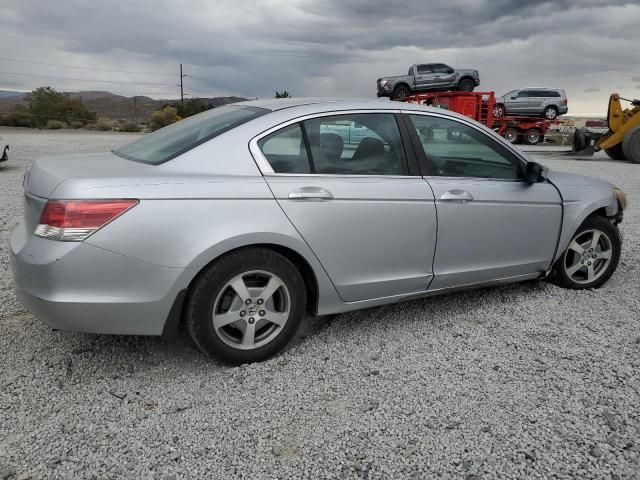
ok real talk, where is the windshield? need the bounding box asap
[501,90,516,97]
[114,105,269,164]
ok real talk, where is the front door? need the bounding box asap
[432,64,456,90]
[405,113,562,290]
[506,90,531,114]
[253,112,438,302]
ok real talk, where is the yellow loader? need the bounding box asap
[573,93,640,163]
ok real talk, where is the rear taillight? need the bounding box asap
[563,98,568,105]
[35,199,138,241]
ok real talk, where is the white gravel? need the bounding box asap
[1,127,639,480]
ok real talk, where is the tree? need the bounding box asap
[275,90,291,98]
[26,86,95,128]
[176,98,211,118]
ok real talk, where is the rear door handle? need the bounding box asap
[288,187,334,201]
[440,189,474,202]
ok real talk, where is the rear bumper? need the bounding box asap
[559,105,569,114]
[9,221,190,335]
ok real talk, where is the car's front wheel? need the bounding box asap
[550,216,621,289]
[185,248,306,364]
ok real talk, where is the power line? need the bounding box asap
[0,71,176,86]
[0,56,175,77]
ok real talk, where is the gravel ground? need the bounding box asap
[1,127,639,480]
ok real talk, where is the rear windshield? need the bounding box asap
[113,105,269,164]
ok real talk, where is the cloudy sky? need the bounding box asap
[0,0,639,114]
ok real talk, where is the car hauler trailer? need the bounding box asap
[400,91,557,145]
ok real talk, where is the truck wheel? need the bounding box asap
[622,125,640,163]
[523,128,542,145]
[458,78,474,92]
[392,85,410,101]
[543,106,559,120]
[503,128,519,144]
[604,143,626,160]
[572,128,587,152]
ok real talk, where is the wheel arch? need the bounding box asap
[163,234,330,336]
[552,197,618,263]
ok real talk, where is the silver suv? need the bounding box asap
[494,88,568,119]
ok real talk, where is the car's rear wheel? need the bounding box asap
[493,104,505,118]
[550,216,621,289]
[458,78,475,92]
[185,247,306,364]
[543,106,559,120]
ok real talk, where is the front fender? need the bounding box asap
[553,186,618,263]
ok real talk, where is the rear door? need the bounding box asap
[415,64,436,90]
[404,112,562,290]
[251,111,438,302]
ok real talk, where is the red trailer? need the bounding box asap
[401,91,557,145]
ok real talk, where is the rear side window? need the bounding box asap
[257,113,409,176]
[257,124,311,174]
[114,105,268,164]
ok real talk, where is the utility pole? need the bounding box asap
[180,63,184,105]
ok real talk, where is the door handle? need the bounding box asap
[288,187,334,201]
[440,189,474,202]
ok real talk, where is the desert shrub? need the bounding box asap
[149,106,180,131]
[46,120,67,129]
[95,118,113,131]
[69,121,84,129]
[0,109,36,128]
[119,121,141,132]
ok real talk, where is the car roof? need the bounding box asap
[518,87,565,91]
[235,97,447,114]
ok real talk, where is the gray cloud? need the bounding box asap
[0,0,638,113]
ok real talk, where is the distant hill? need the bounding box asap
[0,90,247,121]
[0,90,26,98]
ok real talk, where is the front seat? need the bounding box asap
[319,133,344,160]
[351,137,385,161]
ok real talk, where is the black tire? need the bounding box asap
[503,127,519,144]
[185,247,307,364]
[523,128,542,145]
[458,78,475,92]
[605,143,626,160]
[622,125,640,164]
[572,128,587,152]
[392,85,410,101]
[493,104,505,118]
[549,215,621,290]
[543,106,559,120]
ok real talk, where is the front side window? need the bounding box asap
[408,114,521,180]
[257,113,408,176]
[432,64,452,73]
[516,90,530,98]
[114,105,268,164]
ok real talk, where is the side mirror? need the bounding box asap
[447,68,454,74]
[524,162,547,184]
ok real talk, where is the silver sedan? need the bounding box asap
[10,98,627,363]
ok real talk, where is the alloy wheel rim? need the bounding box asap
[493,106,504,117]
[563,229,613,284]
[545,109,557,119]
[212,270,290,350]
